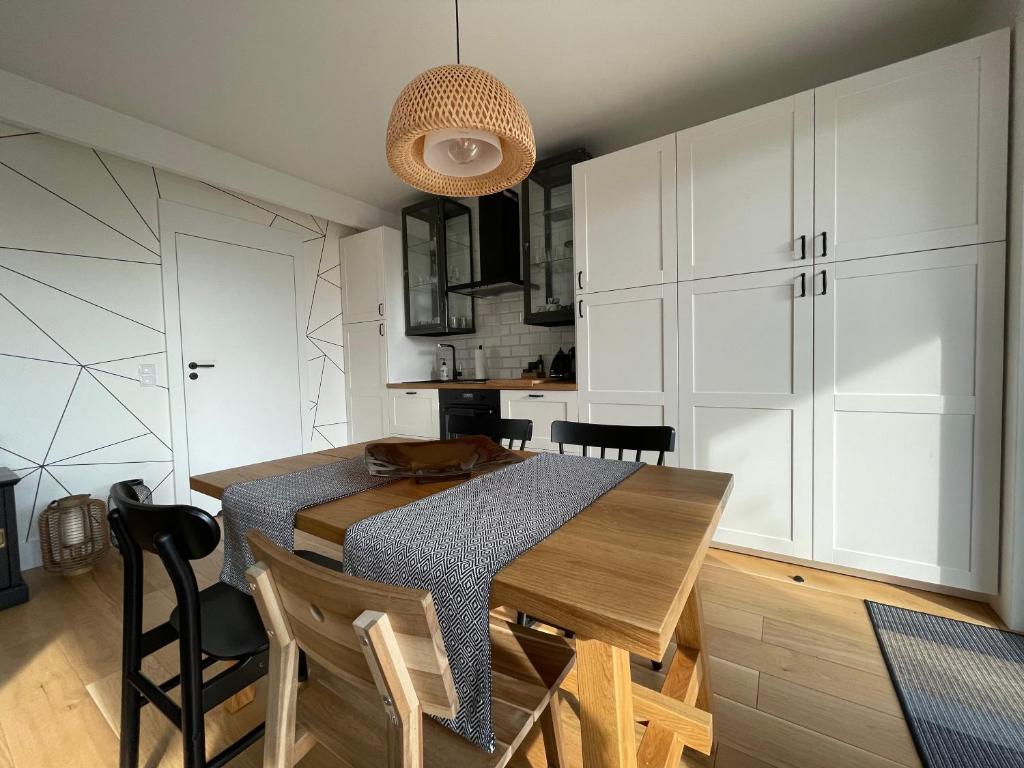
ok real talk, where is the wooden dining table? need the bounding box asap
[191,440,732,768]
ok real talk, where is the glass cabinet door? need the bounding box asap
[442,199,474,333]
[403,200,442,333]
[402,197,476,336]
[522,149,589,326]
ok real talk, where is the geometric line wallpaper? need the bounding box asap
[0,128,355,569]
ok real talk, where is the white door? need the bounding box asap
[679,268,813,557]
[573,135,676,293]
[388,388,439,438]
[342,228,386,324]
[160,203,307,510]
[814,30,1008,264]
[812,244,1004,591]
[677,92,813,280]
[577,285,678,464]
[501,390,579,453]
[344,320,387,443]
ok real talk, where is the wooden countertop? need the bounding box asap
[386,378,577,391]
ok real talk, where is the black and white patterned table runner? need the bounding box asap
[219,456,391,590]
[343,452,643,751]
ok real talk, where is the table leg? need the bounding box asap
[672,580,712,713]
[576,636,638,768]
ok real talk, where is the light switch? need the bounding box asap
[139,363,157,387]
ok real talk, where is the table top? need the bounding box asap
[191,440,732,658]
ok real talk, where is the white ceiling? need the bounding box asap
[0,0,1014,212]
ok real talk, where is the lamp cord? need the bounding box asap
[455,0,461,64]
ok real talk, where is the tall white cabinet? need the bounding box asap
[574,29,1009,592]
[342,227,434,443]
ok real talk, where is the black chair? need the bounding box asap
[550,421,676,465]
[545,421,676,669]
[448,413,533,450]
[108,481,269,768]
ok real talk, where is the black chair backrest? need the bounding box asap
[109,481,220,560]
[447,413,534,450]
[549,421,676,466]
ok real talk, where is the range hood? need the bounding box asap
[447,190,522,298]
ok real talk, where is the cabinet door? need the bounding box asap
[572,136,676,293]
[344,320,387,442]
[577,285,678,464]
[388,389,440,439]
[500,390,579,452]
[815,30,1008,263]
[342,228,386,324]
[677,92,813,280]
[679,268,813,557]
[812,244,1004,591]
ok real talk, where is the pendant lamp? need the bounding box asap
[386,0,535,196]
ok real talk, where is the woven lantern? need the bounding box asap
[39,494,109,576]
[386,63,535,197]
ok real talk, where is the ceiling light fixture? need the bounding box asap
[385,0,535,197]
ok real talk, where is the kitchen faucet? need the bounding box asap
[436,343,457,380]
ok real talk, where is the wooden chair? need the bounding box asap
[245,530,574,768]
[108,482,269,768]
[447,413,534,450]
[550,421,675,466]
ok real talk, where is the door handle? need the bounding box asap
[798,272,806,298]
[795,234,807,261]
[818,231,828,258]
[188,362,215,369]
[578,299,584,319]
[378,302,384,317]
[819,269,828,296]
[577,270,584,290]
[379,323,384,337]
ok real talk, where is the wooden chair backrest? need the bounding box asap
[246,531,458,718]
[447,413,534,450]
[550,420,676,466]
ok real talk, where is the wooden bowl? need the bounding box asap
[364,436,523,482]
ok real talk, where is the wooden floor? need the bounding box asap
[0,534,1003,768]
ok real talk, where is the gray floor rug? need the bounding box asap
[866,601,1024,767]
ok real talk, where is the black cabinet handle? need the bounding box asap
[578,299,583,318]
[820,231,828,258]
[379,323,384,336]
[528,393,544,398]
[821,269,828,296]
[796,234,806,260]
[799,272,806,298]
[405,391,417,395]
[577,270,583,290]
[378,302,384,316]
[188,362,215,369]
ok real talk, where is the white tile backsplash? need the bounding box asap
[443,296,575,380]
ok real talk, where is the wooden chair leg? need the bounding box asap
[248,563,302,768]
[540,690,567,768]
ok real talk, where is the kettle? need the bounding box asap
[549,347,575,380]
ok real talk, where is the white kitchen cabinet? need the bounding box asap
[344,319,387,443]
[576,285,678,464]
[679,268,813,558]
[500,390,579,452]
[572,135,676,293]
[677,92,813,280]
[815,29,1008,264]
[812,244,1004,591]
[387,388,439,439]
[341,227,387,324]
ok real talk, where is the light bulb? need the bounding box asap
[423,128,503,177]
[447,138,481,164]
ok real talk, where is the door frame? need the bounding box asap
[159,200,309,504]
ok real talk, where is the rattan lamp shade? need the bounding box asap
[386,64,536,196]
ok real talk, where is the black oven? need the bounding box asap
[438,389,500,439]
